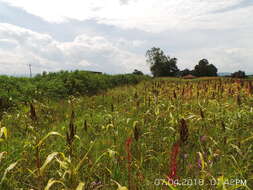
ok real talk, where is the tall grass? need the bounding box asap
[0,77,252,189]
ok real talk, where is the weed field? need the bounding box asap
[0,78,253,190]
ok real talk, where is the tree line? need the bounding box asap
[145,47,217,77]
[133,47,247,78]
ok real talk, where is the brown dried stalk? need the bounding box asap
[200,108,205,119]
[66,110,76,156]
[30,103,37,121]
[237,94,241,106]
[134,124,140,141]
[179,119,189,145]
[83,120,88,132]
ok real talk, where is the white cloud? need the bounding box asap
[0,23,148,75]
[0,39,18,49]
[1,1,253,74]
[1,0,250,32]
[174,47,253,73]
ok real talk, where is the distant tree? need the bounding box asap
[42,71,47,76]
[146,47,179,77]
[193,59,218,77]
[133,69,144,75]
[231,70,246,78]
[180,69,191,77]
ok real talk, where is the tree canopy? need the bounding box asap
[145,48,219,78]
[193,59,218,77]
[146,47,179,77]
[179,69,192,77]
[132,69,144,75]
[231,70,246,78]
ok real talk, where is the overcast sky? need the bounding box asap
[0,0,253,75]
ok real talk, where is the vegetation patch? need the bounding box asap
[0,77,252,189]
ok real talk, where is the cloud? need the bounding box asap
[174,47,253,73]
[0,1,253,74]
[0,38,18,49]
[0,23,148,75]
[119,0,132,5]
[1,0,251,32]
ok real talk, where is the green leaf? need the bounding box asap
[0,152,7,164]
[76,182,85,190]
[241,135,253,144]
[75,141,95,172]
[111,179,128,190]
[230,144,243,156]
[37,132,64,148]
[217,176,227,190]
[44,178,65,190]
[40,152,59,175]
[0,127,7,139]
[0,161,18,185]
[107,149,118,158]
[198,152,205,171]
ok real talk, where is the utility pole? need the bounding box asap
[28,64,32,78]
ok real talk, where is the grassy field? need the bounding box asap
[0,77,253,190]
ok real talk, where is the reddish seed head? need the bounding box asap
[200,135,207,142]
[167,142,180,185]
[125,137,132,162]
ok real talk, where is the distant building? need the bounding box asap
[182,74,196,79]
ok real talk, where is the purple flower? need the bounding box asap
[197,158,202,169]
[200,135,207,142]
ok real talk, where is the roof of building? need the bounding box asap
[182,74,196,79]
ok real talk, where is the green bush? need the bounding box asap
[0,71,150,108]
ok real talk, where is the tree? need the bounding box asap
[179,69,191,77]
[42,71,47,76]
[193,59,217,77]
[146,47,179,77]
[132,69,144,75]
[231,70,246,78]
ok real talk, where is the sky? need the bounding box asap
[0,0,253,75]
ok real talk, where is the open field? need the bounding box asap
[0,78,253,190]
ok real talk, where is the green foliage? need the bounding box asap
[0,77,253,189]
[146,47,179,77]
[193,59,218,77]
[0,70,150,107]
[231,70,247,78]
[179,69,192,77]
[132,69,144,75]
